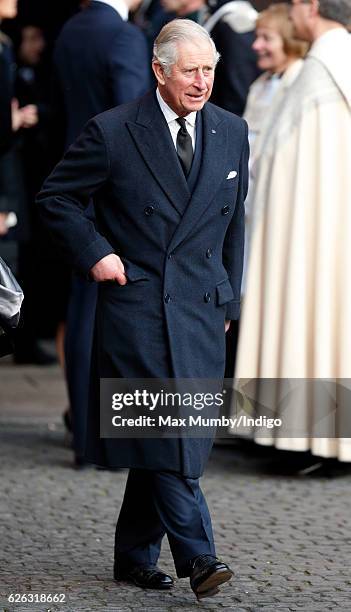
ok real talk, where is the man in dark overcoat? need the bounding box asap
[37,19,249,600]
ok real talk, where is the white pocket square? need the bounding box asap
[226,171,237,179]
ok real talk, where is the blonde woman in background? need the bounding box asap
[242,3,308,290]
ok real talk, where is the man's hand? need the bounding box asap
[90,254,127,284]
[0,213,9,236]
[225,320,231,333]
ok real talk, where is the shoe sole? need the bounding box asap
[196,586,220,600]
[195,568,233,598]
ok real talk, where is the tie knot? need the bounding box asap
[176,117,187,130]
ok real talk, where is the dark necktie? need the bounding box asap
[176,117,193,177]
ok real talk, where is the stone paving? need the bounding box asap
[1,361,351,612]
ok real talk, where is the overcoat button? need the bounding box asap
[164,293,171,303]
[144,205,154,216]
[168,252,173,260]
[206,248,212,259]
[222,205,230,216]
[204,292,211,303]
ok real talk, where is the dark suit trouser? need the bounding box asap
[115,468,216,577]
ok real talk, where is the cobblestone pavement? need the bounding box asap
[1,362,351,612]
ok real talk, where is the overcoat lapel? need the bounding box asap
[126,92,190,216]
[167,103,229,252]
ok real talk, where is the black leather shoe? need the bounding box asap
[114,565,174,589]
[190,554,233,600]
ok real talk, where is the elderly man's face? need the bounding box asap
[153,39,215,117]
[289,0,313,41]
[0,0,18,19]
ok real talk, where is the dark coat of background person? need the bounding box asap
[37,91,249,478]
[133,0,174,75]
[208,1,261,116]
[51,0,150,462]
[52,0,150,148]
[211,22,259,115]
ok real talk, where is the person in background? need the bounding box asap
[9,24,58,364]
[161,0,209,24]
[241,2,308,291]
[1,0,38,275]
[134,0,173,62]
[205,0,260,116]
[52,0,150,467]
[0,2,25,361]
[0,0,17,155]
[233,0,351,468]
[0,18,16,251]
[0,0,17,239]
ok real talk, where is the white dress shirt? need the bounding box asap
[93,0,129,21]
[156,88,197,152]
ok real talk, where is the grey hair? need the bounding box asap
[153,19,220,75]
[318,0,351,26]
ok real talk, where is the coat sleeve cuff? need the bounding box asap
[73,236,115,278]
[226,300,241,321]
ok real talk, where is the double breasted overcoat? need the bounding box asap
[37,91,249,477]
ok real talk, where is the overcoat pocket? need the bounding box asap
[122,259,150,283]
[216,278,234,306]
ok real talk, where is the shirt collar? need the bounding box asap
[156,88,197,127]
[93,0,128,22]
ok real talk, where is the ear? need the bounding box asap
[152,61,166,86]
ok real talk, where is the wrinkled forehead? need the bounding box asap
[174,38,215,67]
